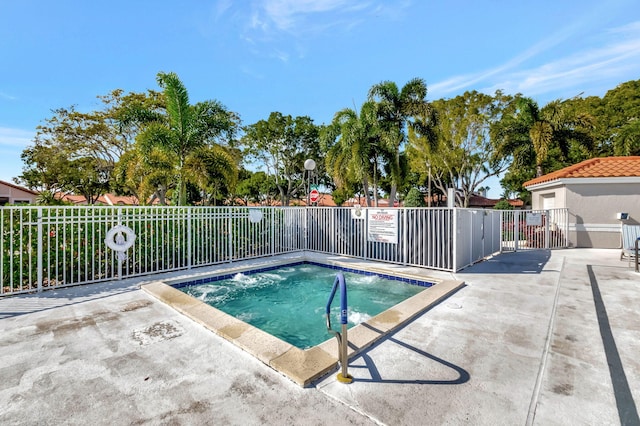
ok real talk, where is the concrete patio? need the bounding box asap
[0,249,638,425]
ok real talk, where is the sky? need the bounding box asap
[1,0,639,198]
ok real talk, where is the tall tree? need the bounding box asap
[368,78,432,206]
[184,145,238,205]
[133,72,239,205]
[242,112,320,206]
[495,96,594,178]
[113,145,176,205]
[409,90,509,207]
[235,171,278,206]
[596,79,640,156]
[322,101,384,207]
[19,106,121,203]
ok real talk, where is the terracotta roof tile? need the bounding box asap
[523,156,640,187]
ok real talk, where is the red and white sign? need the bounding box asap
[309,189,320,203]
[367,209,399,244]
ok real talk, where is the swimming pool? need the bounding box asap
[175,262,431,349]
[142,254,464,386]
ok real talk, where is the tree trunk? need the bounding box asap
[361,176,371,207]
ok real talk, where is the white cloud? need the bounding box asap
[0,92,17,101]
[430,20,640,101]
[214,0,233,20]
[211,0,411,63]
[238,0,409,43]
[0,127,33,148]
[261,0,352,31]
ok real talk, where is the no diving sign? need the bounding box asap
[367,209,399,244]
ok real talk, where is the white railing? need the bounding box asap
[306,207,455,271]
[454,209,503,270]
[499,209,569,252]
[0,206,305,296]
[0,205,569,297]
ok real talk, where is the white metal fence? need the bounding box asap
[0,205,568,297]
[500,208,569,252]
[306,208,455,270]
[0,206,305,296]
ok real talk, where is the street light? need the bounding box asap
[304,159,316,206]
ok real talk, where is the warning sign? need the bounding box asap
[367,209,399,244]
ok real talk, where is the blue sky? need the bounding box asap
[1,0,639,197]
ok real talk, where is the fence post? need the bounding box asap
[304,207,308,251]
[228,207,233,263]
[37,207,43,293]
[187,208,192,269]
[331,208,336,255]
[452,208,457,271]
[545,209,550,249]
[270,208,274,255]
[364,209,368,260]
[514,211,520,252]
[402,209,408,265]
[117,207,123,280]
[500,210,504,253]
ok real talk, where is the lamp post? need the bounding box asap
[304,158,316,206]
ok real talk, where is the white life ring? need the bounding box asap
[105,225,136,252]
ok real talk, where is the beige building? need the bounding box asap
[524,156,640,248]
[0,180,38,206]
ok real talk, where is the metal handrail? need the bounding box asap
[325,272,352,383]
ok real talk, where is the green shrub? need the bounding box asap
[493,200,514,210]
[404,188,427,207]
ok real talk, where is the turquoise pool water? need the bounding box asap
[178,263,430,349]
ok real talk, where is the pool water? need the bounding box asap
[179,263,428,349]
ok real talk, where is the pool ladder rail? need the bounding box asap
[325,272,353,384]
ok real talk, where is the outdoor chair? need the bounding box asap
[620,224,640,266]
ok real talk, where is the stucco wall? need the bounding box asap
[530,185,566,210]
[0,182,38,205]
[566,182,640,248]
[528,179,640,248]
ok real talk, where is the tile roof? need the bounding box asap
[523,156,640,187]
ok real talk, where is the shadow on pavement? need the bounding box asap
[0,280,139,319]
[457,250,552,275]
[348,336,470,385]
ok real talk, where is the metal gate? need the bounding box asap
[500,208,569,251]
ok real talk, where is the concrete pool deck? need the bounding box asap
[0,249,638,425]
[140,257,464,387]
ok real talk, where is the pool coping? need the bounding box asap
[140,255,465,387]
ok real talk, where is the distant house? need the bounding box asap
[103,194,142,206]
[523,156,640,248]
[463,194,524,209]
[55,193,146,206]
[0,180,38,205]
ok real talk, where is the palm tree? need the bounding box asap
[497,97,594,177]
[114,145,176,205]
[136,72,238,205]
[323,101,384,206]
[368,78,432,205]
[184,145,238,205]
[612,118,640,156]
